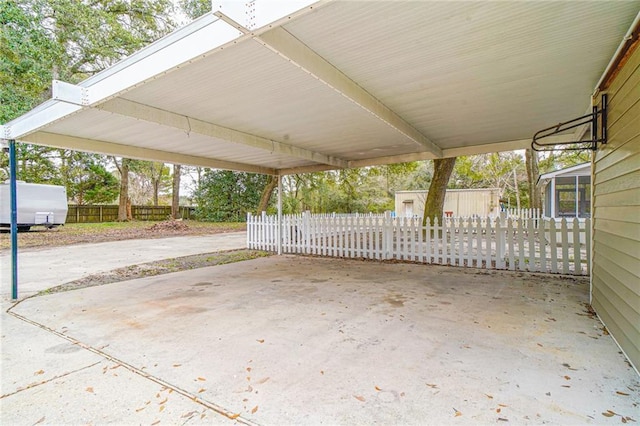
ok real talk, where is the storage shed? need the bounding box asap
[395,188,500,218]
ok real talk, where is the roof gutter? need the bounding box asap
[594,11,640,95]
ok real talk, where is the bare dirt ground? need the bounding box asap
[0,220,245,250]
[39,249,270,295]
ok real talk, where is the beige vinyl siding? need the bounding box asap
[592,40,640,371]
[394,189,500,218]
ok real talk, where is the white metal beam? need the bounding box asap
[254,26,443,158]
[3,15,237,140]
[51,80,89,106]
[21,132,276,175]
[279,134,580,175]
[3,101,83,140]
[96,98,348,168]
[212,1,326,32]
[441,135,578,157]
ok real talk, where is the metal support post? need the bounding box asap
[9,140,18,300]
[277,174,282,255]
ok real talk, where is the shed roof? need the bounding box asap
[2,1,639,175]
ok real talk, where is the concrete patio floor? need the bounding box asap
[2,255,638,425]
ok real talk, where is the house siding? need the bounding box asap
[592,38,640,371]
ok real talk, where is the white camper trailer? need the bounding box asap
[0,181,68,231]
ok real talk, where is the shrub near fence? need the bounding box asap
[66,205,196,223]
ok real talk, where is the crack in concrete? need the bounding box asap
[0,361,101,399]
[5,301,260,425]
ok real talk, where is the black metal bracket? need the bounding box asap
[531,94,607,152]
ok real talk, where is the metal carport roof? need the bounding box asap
[2,1,639,175]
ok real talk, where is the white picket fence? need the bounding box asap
[247,212,590,275]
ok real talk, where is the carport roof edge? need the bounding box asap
[2,1,639,175]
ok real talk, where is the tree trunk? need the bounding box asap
[525,148,542,210]
[512,167,521,210]
[422,157,456,225]
[171,164,181,219]
[152,179,159,206]
[257,175,278,213]
[117,158,130,221]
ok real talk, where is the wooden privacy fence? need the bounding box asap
[66,205,196,223]
[247,212,590,275]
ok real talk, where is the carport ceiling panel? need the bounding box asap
[284,1,640,148]
[119,38,417,158]
[42,109,310,169]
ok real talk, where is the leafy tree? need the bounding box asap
[194,170,268,222]
[1,0,176,211]
[59,150,118,204]
[450,152,527,209]
[2,0,175,122]
[179,0,211,20]
[75,163,119,204]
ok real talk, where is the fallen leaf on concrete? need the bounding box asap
[159,397,168,405]
[200,413,206,419]
[227,413,241,419]
[400,392,405,397]
[159,406,165,413]
[616,391,629,396]
[454,411,462,417]
[496,408,501,413]
[135,407,146,412]
[485,394,494,399]
[181,411,197,418]
[537,343,543,347]
[34,370,44,376]
[247,376,251,382]
[151,420,160,425]
[197,388,206,393]
[256,377,270,384]
[563,376,571,380]
[86,387,94,393]
[375,386,382,391]
[561,385,571,388]
[498,404,508,407]
[110,365,121,370]
[251,406,258,414]
[33,416,45,425]
[427,384,438,388]
[246,367,252,372]
[197,377,206,381]
[354,395,365,402]
[320,370,324,375]
[172,364,181,367]
[257,339,265,343]
[602,410,616,417]
[497,418,509,422]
